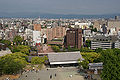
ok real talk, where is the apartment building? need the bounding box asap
[65,28,82,49]
[41,27,66,41]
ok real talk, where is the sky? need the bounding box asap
[0,0,120,15]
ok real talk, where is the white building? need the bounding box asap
[83,29,91,37]
[91,41,112,49]
[24,29,33,39]
[115,40,120,49]
[90,35,118,49]
[33,31,41,46]
[109,28,117,35]
[75,22,91,29]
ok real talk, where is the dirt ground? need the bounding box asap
[0,74,20,80]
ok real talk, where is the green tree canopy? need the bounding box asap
[80,47,94,52]
[89,25,93,29]
[67,45,79,52]
[31,56,48,65]
[0,52,27,74]
[0,40,11,47]
[91,28,97,32]
[101,49,120,80]
[13,36,23,45]
[85,40,91,48]
[51,45,60,52]
[81,52,101,63]
[95,48,103,53]
[79,52,101,69]
[12,45,30,55]
[78,59,89,69]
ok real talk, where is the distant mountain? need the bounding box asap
[0,12,120,19]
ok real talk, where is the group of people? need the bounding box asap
[5,77,10,80]
[84,74,93,80]
[50,73,57,79]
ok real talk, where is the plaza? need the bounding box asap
[17,67,84,80]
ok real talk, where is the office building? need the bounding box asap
[91,35,118,49]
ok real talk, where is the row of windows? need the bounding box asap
[92,42,111,43]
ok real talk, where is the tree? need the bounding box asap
[79,52,101,69]
[0,40,11,47]
[85,40,91,48]
[31,57,41,65]
[80,47,94,52]
[13,52,28,61]
[78,59,89,69]
[81,52,100,63]
[12,45,30,55]
[95,48,103,53]
[89,25,93,29]
[51,45,60,52]
[13,36,23,45]
[93,28,97,32]
[67,45,79,52]
[101,49,120,80]
[31,56,48,65]
[0,52,27,74]
[67,46,72,52]
[91,27,97,32]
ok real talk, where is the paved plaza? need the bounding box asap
[17,67,84,80]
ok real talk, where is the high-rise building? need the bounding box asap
[65,28,82,49]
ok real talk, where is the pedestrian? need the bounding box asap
[33,67,35,70]
[6,77,10,80]
[84,74,88,79]
[69,75,72,78]
[36,70,37,73]
[91,75,93,79]
[25,74,27,77]
[55,73,56,77]
[50,75,52,79]
[88,75,90,79]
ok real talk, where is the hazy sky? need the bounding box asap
[0,0,120,14]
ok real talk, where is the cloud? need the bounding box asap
[0,0,120,14]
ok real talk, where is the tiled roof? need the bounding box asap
[48,51,84,62]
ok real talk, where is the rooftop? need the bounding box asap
[48,51,84,62]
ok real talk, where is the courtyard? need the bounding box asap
[17,67,84,80]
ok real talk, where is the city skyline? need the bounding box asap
[0,0,120,79]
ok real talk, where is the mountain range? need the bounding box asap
[0,12,120,19]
